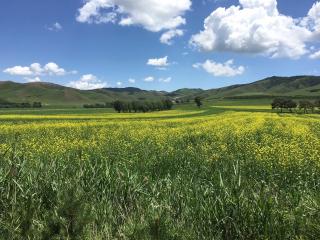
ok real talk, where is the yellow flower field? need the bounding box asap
[0,108,319,239]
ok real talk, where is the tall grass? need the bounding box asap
[0,111,319,239]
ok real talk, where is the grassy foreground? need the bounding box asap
[0,104,320,239]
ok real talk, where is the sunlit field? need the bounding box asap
[0,104,320,239]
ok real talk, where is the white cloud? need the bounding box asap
[309,50,320,59]
[3,62,75,77]
[4,66,33,76]
[44,62,66,76]
[77,0,191,44]
[240,0,278,15]
[47,22,63,31]
[68,74,107,90]
[77,0,191,31]
[128,78,136,83]
[144,76,155,82]
[193,59,245,77]
[304,2,320,30]
[160,29,184,45]
[190,0,320,59]
[159,77,172,83]
[30,63,44,75]
[116,81,123,86]
[147,56,169,67]
[24,77,42,83]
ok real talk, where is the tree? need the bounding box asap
[121,102,129,112]
[315,100,320,113]
[113,100,124,113]
[21,102,31,108]
[299,100,313,114]
[310,102,316,113]
[271,98,297,113]
[162,99,173,110]
[194,96,203,108]
[284,99,297,113]
[131,101,139,113]
[272,98,285,113]
[33,102,42,108]
[111,100,174,113]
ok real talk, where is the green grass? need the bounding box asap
[0,103,320,239]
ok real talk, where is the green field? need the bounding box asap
[0,102,320,239]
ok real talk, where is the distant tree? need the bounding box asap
[284,99,297,113]
[21,102,31,108]
[194,96,203,108]
[272,98,285,113]
[272,98,297,113]
[122,102,129,112]
[156,102,164,111]
[299,100,314,114]
[315,100,320,113]
[32,102,42,108]
[162,99,173,110]
[113,100,124,113]
[310,102,316,113]
[83,103,107,108]
[110,99,174,113]
[140,103,148,113]
[131,101,139,113]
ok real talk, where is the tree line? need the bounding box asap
[83,103,113,108]
[83,100,174,113]
[113,99,173,113]
[0,102,42,108]
[272,98,320,113]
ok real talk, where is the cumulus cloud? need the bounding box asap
[30,63,44,75]
[68,74,107,90]
[160,29,184,45]
[24,77,42,83]
[47,22,63,31]
[309,50,320,59]
[159,77,172,83]
[147,56,169,68]
[144,76,155,82]
[303,2,320,33]
[128,78,136,83]
[190,0,320,59]
[44,63,66,76]
[3,62,75,77]
[77,0,191,43]
[193,59,245,77]
[116,81,123,86]
[4,66,33,76]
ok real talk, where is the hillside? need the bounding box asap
[0,81,167,106]
[198,76,320,100]
[0,76,319,106]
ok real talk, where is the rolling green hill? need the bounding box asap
[198,76,320,100]
[0,76,319,106]
[0,81,167,106]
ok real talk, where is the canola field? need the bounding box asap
[0,106,320,239]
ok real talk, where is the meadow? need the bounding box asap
[0,102,320,239]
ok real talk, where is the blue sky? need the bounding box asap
[0,0,319,91]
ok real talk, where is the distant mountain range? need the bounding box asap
[0,76,319,106]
